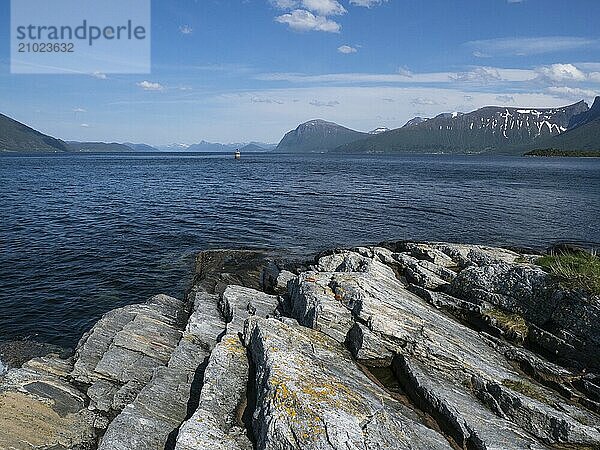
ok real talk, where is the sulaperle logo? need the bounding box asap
[11,0,151,74]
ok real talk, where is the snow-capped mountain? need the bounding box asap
[336,101,590,154]
[369,127,390,135]
[155,143,190,152]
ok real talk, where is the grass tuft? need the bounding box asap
[536,251,600,296]
[485,309,529,340]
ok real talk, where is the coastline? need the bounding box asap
[1,241,599,449]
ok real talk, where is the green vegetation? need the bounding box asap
[0,113,67,152]
[484,309,529,340]
[525,148,600,157]
[537,251,600,295]
[502,379,550,404]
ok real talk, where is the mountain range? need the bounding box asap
[0,114,275,154]
[275,98,599,155]
[2,97,598,155]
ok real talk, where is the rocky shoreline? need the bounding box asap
[1,242,599,449]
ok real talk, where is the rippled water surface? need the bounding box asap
[1,152,599,348]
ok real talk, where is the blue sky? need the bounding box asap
[1,0,600,145]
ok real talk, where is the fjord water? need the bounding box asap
[1,152,599,348]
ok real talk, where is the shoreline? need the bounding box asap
[1,241,599,449]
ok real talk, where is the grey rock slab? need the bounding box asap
[399,242,457,268]
[287,271,354,344]
[22,354,74,379]
[288,250,600,448]
[176,333,252,450]
[220,285,279,333]
[70,295,187,414]
[99,289,228,450]
[392,356,549,450]
[430,242,524,267]
[243,317,452,450]
[71,294,186,385]
[393,253,450,290]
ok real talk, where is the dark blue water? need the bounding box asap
[1,153,599,349]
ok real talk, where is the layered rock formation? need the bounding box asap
[1,243,599,449]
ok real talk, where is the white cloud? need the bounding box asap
[350,0,387,7]
[495,95,515,104]
[80,123,90,128]
[451,67,502,83]
[73,108,86,113]
[546,86,598,101]
[338,45,357,54]
[179,25,193,35]
[91,72,107,79]
[251,96,284,104]
[137,81,165,91]
[309,99,340,107]
[301,0,346,15]
[257,67,536,85]
[270,0,345,15]
[466,36,597,57]
[275,10,341,32]
[397,66,413,77]
[410,97,438,106]
[536,63,587,82]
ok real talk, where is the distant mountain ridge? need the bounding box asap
[335,100,591,155]
[276,119,368,153]
[66,142,132,152]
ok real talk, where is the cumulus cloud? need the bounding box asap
[275,10,341,32]
[536,63,587,82]
[137,81,165,91]
[302,0,346,15]
[338,45,357,54]
[80,123,90,128]
[73,108,86,113]
[91,72,107,79]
